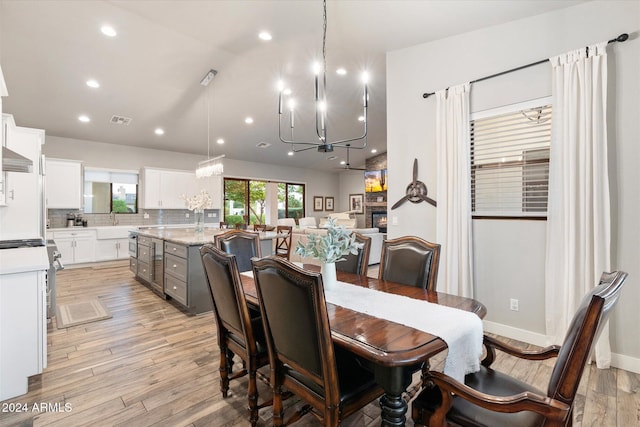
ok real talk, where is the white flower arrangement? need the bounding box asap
[294,217,361,264]
[181,189,212,211]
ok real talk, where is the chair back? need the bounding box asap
[274,225,293,260]
[379,236,441,290]
[219,221,230,229]
[252,256,338,396]
[200,244,257,355]
[253,224,267,232]
[336,232,371,276]
[214,230,262,272]
[547,271,627,405]
[235,223,247,230]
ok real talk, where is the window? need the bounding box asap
[223,178,305,225]
[222,178,273,225]
[278,183,304,220]
[470,98,551,218]
[84,168,138,213]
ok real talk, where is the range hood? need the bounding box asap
[2,146,33,173]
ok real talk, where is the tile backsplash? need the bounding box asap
[48,209,221,229]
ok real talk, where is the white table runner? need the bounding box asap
[242,269,482,382]
[324,281,482,382]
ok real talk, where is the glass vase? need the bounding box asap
[194,209,205,233]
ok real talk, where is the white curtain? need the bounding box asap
[436,83,474,297]
[545,43,611,367]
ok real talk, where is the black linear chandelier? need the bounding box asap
[277,0,369,153]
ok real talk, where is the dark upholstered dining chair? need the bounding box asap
[251,256,384,426]
[379,236,441,291]
[214,230,262,273]
[412,271,627,427]
[274,225,293,260]
[199,244,270,427]
[336,232,371,276]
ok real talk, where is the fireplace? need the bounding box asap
[371,211,387,233]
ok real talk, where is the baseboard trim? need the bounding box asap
[482,320,548,347]
[483,320,640,374]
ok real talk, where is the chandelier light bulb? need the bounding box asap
[361,71,369,84]
[277,80,285,92]
[313,62,322,75]
[283,88,292,96]
[288,99,296,111]
[216,138,224,144]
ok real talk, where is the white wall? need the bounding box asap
[43,135,341,220]
[387,1,639,370]
[339,170,366,228]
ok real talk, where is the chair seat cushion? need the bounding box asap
[284,346,379,405]
[227,315,268,355]
[413,366,546,427]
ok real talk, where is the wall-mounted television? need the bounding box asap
[365,169,387,193]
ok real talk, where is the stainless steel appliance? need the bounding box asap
[128,231,138,257]
[45,240,63,321]
[151,238,164,293]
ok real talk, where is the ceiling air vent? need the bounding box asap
[256,142,271,148]
[110,115,133,125]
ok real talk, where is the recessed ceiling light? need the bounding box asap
[216,138,225,145]
[86,79,100,88]
[283,88,292,96]
[154,128,164,135]
[336,68,347,75]
[340,160,346,165]
[358,115,365,122]
[371,148,377,154]
[100,25,117,37]
[78,115,90,123]
[287,151,294,156]
[245,117,254,124]
[258,31,272,41]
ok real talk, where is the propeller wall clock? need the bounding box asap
[391,158,437,209]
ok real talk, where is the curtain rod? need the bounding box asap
[422,33,629,99]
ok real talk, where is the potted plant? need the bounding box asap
[294,217,361,287]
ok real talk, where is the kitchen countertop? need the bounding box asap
[136,228,279,246]
[0,247,49,275]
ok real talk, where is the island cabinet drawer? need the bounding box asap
[138,235,152,246]
[165,275,187,306]
[165,253,187,281]
[164,242,188,259]
[137,244,152,265]
[137,261,151,282]
[129,257,137,274]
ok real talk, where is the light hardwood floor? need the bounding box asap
[0,265,638,426]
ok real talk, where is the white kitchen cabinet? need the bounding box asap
[45,158,82,209]
[0,247,48,401]
[141,167,195,209]
[0,114,44,240]
[95,238,129,261]
[51,229,95,264]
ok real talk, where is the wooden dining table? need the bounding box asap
[239,267,486,427]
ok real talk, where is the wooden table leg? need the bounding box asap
[374,365,414,426]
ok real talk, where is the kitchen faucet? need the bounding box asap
[110,211,119,226]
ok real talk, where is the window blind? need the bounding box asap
[470,101,552,217]
[84,167,139,185]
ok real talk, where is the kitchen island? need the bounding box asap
[132,228,278,314]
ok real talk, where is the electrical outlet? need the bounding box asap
[143,213,149,219]
[185,213,190,218]
[392,216,398,226]
[510,298,519,311]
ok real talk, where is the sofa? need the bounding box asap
[289,227,384,266]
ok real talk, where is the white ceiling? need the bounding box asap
[0,0,585,171]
